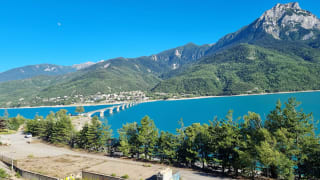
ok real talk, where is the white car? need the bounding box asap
[24,133,32,138]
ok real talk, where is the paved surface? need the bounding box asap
[0,132,232,180]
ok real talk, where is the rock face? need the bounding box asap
[149,42,211,70]
[207,2,320,53]
[255,2,320,40]
[72,62,96,70]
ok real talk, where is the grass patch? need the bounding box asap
[111,173,116,177]
[0,129,16,135]
[142,164,152,167]
[121,174,129,179]
[27,154,34,158]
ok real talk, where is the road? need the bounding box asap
[0,132,232,180]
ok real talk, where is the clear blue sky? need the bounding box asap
[0,0,319,72]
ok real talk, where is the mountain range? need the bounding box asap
[1,2,320,107]
[0,62,99,83]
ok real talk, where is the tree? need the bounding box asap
[0,109,9,131]
[157,131,178,164]
[25,115,44,136]
[265,98,317,179]
[0,119,6,131]
[137,116,158,160]
[101,118,113,153]
[118,122,139,157]
[78,123,89,148]
[7,114,26,131]
[194,124,211,169]
[39,112,55,141]
[215,110,239,174]
[85,116,112,151]
[75,106,85,114]
[50,110,73,144]
[176,118,188,165]
[237,112,263,178]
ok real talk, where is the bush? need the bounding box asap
[0,168,8,178]
[121,174,129,179]
[111,173,116,177]
[15,172,21,178]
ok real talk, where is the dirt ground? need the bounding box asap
[18,155,106,178]
[86,160,166,180]
[71,116,91,131]
[18,154,171,180]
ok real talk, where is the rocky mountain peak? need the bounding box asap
[256,2,320,40]
[72,62,96,70]
[275,2,301,10]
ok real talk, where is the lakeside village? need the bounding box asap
[14,91,194,107]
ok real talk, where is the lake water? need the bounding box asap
[1,91,320,135]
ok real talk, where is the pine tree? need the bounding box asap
[78,123,89,148]
[50,110,73,144]
[215,110,239,173]
[137,116,158,160]
[118,122,139,157]
[157,131,178,164]
[265,98,317,179]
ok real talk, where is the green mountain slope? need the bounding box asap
[152,44,320,95]
[39,58,161,97]
[152,2,320,95]
[0,76,61,107]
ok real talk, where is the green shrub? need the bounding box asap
[111,173,116,177]
[121,174,129,179]
[15,172,21,178]
[0,168,8,178]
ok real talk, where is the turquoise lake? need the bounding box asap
[1,91,320,135]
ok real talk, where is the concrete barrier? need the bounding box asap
[16,168,59,180]
[82,170,125,180]
[0,154,17,167]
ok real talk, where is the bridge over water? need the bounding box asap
[84,102,139,117]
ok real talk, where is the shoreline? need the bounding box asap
[162,89,320,102]
[1,89,320,110]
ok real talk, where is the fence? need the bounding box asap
[0,154,59,180]
[82,170,125,180]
